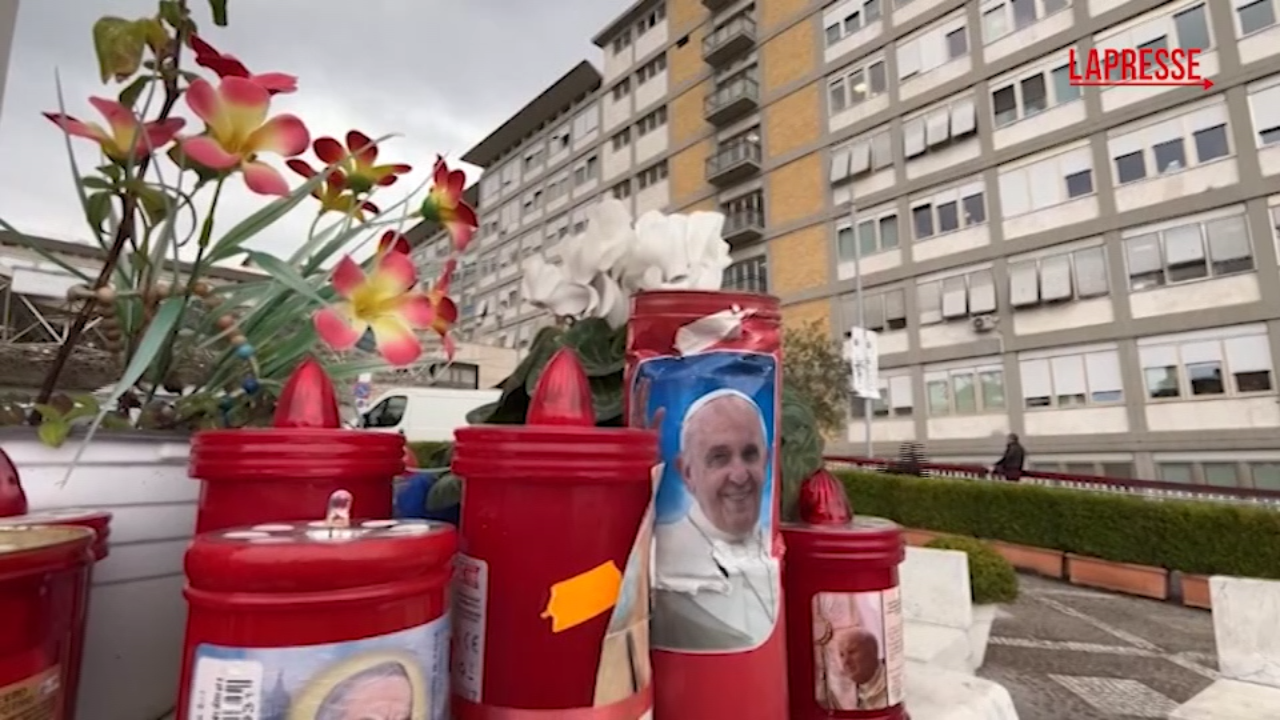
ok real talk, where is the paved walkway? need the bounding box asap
[979,574,1217,719]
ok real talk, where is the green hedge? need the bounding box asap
[839,470,1280,580]
[925,536,1019,605]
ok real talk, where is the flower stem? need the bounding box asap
[33,0,191,411]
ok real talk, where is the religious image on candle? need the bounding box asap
[633,350,780,653]
[811,589,904,711]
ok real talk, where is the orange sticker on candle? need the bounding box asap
[541,561,623,633]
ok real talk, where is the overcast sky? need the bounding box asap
[0,0,623,264]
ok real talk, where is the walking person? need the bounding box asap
[992,433,1026,482]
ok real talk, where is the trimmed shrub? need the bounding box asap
[925,536,1019,605]
[840,470,1280,579]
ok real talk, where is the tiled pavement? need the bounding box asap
[979,574,1218,719]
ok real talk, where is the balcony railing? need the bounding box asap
[705,76,760,125]
[706,136,762,186]
[823,455,1280,507]
[702,0,733,11]
[703,16,757,66]
[721,208,765,245]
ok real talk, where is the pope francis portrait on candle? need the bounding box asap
[651,387,779,652]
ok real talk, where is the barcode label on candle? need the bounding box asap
[189,658,263,720]
[452,554,489,702]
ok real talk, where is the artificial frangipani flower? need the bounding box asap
[179,77,309,195]
[44,97,186,164]
[312,250,436,366]
[420,156,479,252]
[519,197,733,329]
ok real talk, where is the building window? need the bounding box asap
[1250,462,1280,490]
[1009,244,1109,307]
[1238,0,1277,36]
[612,180,632,199]
[840,288,907,332]
[637,4,666,35]
[1108,102,1231,185]
[550,125,571,152]
[723,256,767,293]
[852,374,913,418]
[1097,2,1213,84]
[572,106,600,138]
[828,57,888,114]
[572,155,600,186]
[836,208,898,261]
[1138,326,1275,400]
[998,146,1094,217]
[612,78,632,100]
[611,128,631,150]
[545,172,570,203]
[903,96,978,159]
[897,13,969,81]
[523,146,546,171]
[910,179,985,240]
[925,363,1006,416]
[637,53,668,84]
[1123,209,1253,290]
[830,127,893,183]
[981,0,1071,43]
[722,191,764,225]
[918,268,997,324]
[637,161,669,189]
[612,31,632,54]
[990,57,1081,127]
[1020,348,1123,409]
[1247,77,1280,147]
[637,106,668,135]
[825,0,883,46]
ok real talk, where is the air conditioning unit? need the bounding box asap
[972,314,1000,333]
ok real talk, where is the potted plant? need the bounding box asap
[425,197,828,516]
[0,2,475,717]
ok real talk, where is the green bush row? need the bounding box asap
[925,536,1020,605]
[838,470,1280,580]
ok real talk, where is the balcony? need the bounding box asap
[706,136,762,187]
[705,77,760,126]
[722,208,765,246]
[703,16,756,67]
[702,0,733,11]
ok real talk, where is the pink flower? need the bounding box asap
[313,251,434,366]
[189,35,297,95]
[419,156,478,252]
[179,77,309,195]
[43,97,185,163]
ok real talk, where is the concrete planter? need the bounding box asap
[3,429,196,720]
[1180,573,1213,609]
[988,539,1065,579]
[1066,553,1168,600]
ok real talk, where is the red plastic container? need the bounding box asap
[450,349,658,718]
[782,517,906,719]
[188,428,403,533]
[0,509,111,720]
[0,525,95,720]
[177,513,457,720]
[626,290,789,720]
[0,447,27,517]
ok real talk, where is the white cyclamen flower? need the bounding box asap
[520,255,595,318]
[624,209,730,292]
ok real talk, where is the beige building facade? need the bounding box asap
[430,0,1280,488]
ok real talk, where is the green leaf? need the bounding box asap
[137,17,169,53]
[426,472,462,510]
[38,419,72,448]
[32,404,65,423]
[107,297,186,405]
[64,396,101,423]
[92,17,148,83]
[208,0,229,26]
[562,318,625,376]
[80,176,114,191]
[244,251,329,305]
[117,75,152,108]
[590,374,624,424]
[85,192,115,234]
[132,183,172,225]
[204,170,331,263]
[465,400,499,425]
[158,1,186,28]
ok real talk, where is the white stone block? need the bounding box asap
[968,605,997,671]
[902,547,973,629]
[1210,576,1280,689]
[906,623,974,674]
[905,661,1020,720]
[1169,678,1280,720]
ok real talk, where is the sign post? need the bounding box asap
[844,327,879,459]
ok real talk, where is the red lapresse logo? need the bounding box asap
[1068,47,1214,90]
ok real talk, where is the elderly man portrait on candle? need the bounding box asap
[651,388,779,651]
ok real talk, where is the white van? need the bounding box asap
[358,387,501,442]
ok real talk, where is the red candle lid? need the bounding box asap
[272,356,341,428]
[527,347,595,427]
[798,468,853,526]
[0,447,27,518]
